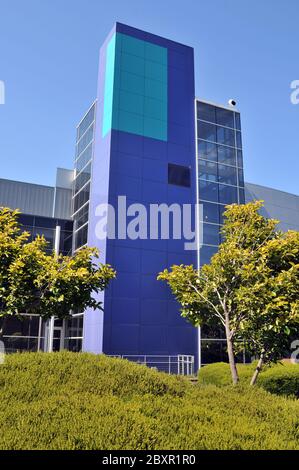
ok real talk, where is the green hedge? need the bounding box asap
[0,352,299,449]
[198,361,299,397]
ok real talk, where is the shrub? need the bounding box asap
[198,361,299,397]
[0,352,299,449]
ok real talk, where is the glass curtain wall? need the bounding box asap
[72,102,96,251]
[196,100,248,364]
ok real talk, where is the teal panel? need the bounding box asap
[102,32,168,141]
[144,117,167,141]
[145,42,167,65]
[118,110,143,136]
[120,33,145,58]
[119,90,144,115]
[120,71,145,95]
[144,96,167,121]
[145,61,167,83]
[121,53,145,76]
[145,78,167,102]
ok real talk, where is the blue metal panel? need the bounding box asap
[84,23,198,366]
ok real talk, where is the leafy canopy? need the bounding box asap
[0,207,115,320]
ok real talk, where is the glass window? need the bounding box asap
[73,183,90,214]
[217,126,235,147]
[217,144,236,166]
[219,205,226,225]
[200,201,219,224]
[74,225,88,250]
[76,126,94,157]
[235,112,241,130]
[74,164,91,194]
[75,144,93,173]
[218,184,238,205]
[199,160,217,182]
[199,180,219,203]
[33,227,55,248]
[74,203,89,231]
[203,223,220,246]
[236,131,242,149]
[199,245,218,266]
[197,102,216,123]
[218,164,237,186]
[168,163,191,187]
[237,150,243,168]
[238,188,245,204]
[238,169,244,187]
[18,214,34,226]
[77,104,95,140]
[197,121,217,142]
[216,107,234,128]
[198,140,217,162]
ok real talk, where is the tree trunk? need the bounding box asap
[250,353,264,386]
[225,316,239,385]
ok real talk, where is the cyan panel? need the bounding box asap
[102,32,168,141]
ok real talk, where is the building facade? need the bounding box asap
[0,23,298,369]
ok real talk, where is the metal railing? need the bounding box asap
[109,354,195,376]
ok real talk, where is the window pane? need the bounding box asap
[235,112,241,130]
[218,184,238,205]
[216,107,234,128]
[239,188,245,204]
[197,121,217,142]
[199,160,217,182]
[218,164,237,186]
[197,102,216,123]
[237,150,243,168]
[217,126,235,146]
[199,180,219,202]
[236,131,242,149]
[198,140,217,162]
[203,223,220,246]
[168,163,191,187]
[217,144,236,166]
[238,169,244,187]
[200,201,219,224]
[199,245,218,266]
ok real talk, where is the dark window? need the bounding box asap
[168,164,191,188]
[197,102,216,123]
[216,107,234,128]
[238,188,245,204]
[236,131,242,149]
[199,245,218,266]
[217,144,236,166]
[199,160,217,182]
[235,112,241,130]
[238,169,244,187]
[200,201,219,224]
[218,184,238,205]
[34,216,56,229]
[237,150,243,168]
[198,140,217,162]
[199,180,219,203]
[218,164,237,186]
[217,126,235,147]
[74,225,88,250]
[203,223,220,246]
[18,214,34,226]
[197,121,217,142]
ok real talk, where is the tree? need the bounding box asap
[158,201,299,385]
[0,207,116,336]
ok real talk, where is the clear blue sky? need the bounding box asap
[0,0,298,194]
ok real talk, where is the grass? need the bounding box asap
[0,352,298,450]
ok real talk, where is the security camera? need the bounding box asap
[228,99,237,107]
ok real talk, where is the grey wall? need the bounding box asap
[0,168,73,220]
[245,182,299,232]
